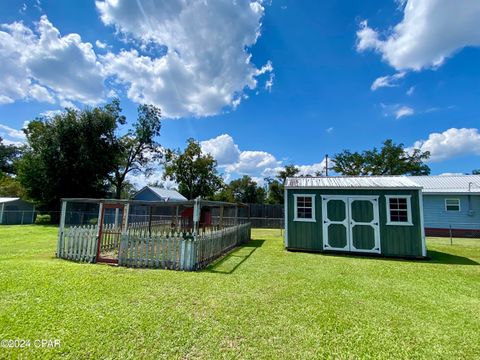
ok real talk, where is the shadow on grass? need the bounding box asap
[294,249,479,265]
[206,239,265,274]
[427,250,479,265]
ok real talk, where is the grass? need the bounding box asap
[0,226,479,359]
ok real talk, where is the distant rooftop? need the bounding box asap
[140,186,188,201]
[285,176,421,189]
[0,197,20,204]
[409,175,480,194]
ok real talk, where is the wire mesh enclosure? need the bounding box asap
[57,198,251,270]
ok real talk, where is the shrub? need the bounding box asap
[35,214,51,225]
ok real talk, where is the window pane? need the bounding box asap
[296,195,313,219]
[389,197,409,223]
[446,205,459,211]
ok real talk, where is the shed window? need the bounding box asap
[385,196,412,226]
[445,199,460,211]
[294,194,315,222]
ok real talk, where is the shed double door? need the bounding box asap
[322,196,380,254]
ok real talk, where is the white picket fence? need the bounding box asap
[57,225,98,263]
[57,223,251,270]
[119,223,251,270]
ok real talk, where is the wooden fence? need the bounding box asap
[57,225,98,263]
[118,223,251,270]
[57,223,251,270]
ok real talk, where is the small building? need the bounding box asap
[132,186,188,202]
[284,176,426,258]
[409,175,480,237]
[0,197,36,225]
[130,186,188,223]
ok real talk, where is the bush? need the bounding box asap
[35,214,51,225]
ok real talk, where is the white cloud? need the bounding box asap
[40,109,63,118]
[0,16,105,106]
[325,127,334,133]
[95,40,108,49]
[395,106,414,119]
[297,160,328,177]
[406,86,415,96]
[97,0,272,117]
[356,0,480,70]
[439,172,466,176]
[0,124,25,140]
[227,150,280,175]
[410,128,480,162]
[380,103,415,119]
[201,133,328,181]
[371,72,405,91]
[28,84,55,103]
[127,169,178,191]
[200,134,240,166]
[201,134,280,178]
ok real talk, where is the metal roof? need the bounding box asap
[409,175,480,194]
[285,176,421,189]
[0,197,20,204]
[138,186,188,201]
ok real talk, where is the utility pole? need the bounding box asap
[325,154,329,177]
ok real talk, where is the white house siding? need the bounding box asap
[423,194,480,230]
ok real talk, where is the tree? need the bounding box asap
[265,178,284,204]
[0,176,25,197]
[109,104,162,198]
[265,165,300,204]
[0,137,21,176]
[277,164,300,184]
[17,102,124,209]
[473,169,480,175]
[163,139,223,199]
[332,139,430,176]
[225,176,265,204]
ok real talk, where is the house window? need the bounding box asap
[294,194,315,222]
[385,196,412,226]
[445,199,460,211]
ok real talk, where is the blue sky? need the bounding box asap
[0,0,479,187]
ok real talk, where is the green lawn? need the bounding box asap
[0,226,479,359]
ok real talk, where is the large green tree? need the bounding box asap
[332,139,431,176]
[17,102,124,209]
[109,104,162,198]
[163,139,223,199]
[214,176,265,204]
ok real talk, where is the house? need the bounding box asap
[284,176,426,258]
[409,175,480,237]
[0,197,36,225]
[132,186,188,202]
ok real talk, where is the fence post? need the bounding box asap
[57,200,67,258]
[193,197,201,236]
[0,203,4,225]
[449,225,453,245]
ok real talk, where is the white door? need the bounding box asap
[322,196,380,254]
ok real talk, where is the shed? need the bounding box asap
[409,175,480,237]
[0,197,36,225]
[133,186,187,202]
[284,176,426,258]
